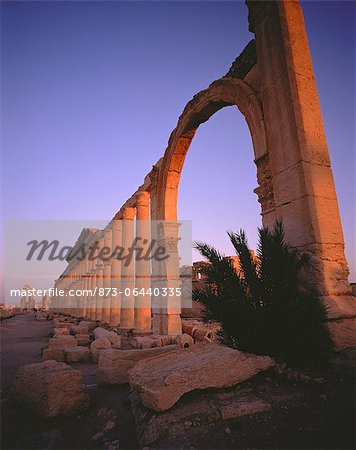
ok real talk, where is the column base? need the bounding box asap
[152,313,182,335]
[133,329,153,336]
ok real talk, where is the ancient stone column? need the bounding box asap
[110,219,122,326]
[59,278,64,314]
[78,260,87,318]
[95,236,105,321]
[81,256,89,319]
[134,191,152,334]
[149,169,163,330]
[152,221,182,335]
[74,267,81,317]
[247,0,355,348]
[120,207,136,330]
[68,271,76,316]
[53,279,60,313]
[102,229,112,324]
[75,265,82,317]
[89,259,97,320]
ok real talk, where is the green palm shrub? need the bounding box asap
[193,221,334,367]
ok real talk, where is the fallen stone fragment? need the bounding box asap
[91,338,111,362]
[42,348,65,362]
[53,327,69,336]
[158,335,173,346]
[48,335,77,350]
[174,333,194,348]
[97,345,178,385]
[218,395,271,419]
[182,323,197,337]
[103,420,116,433]
[79,320,97,332]
[92,432,104,441]
[193,328,214,342]
[94,327,121,349]
[134,336,162,349]
[13,360,89,417]
[130,386,272,446]
[76,334,91,346]
[65,346,91,363]
[128,345,274,412]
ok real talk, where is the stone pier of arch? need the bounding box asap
[50,0,355,349]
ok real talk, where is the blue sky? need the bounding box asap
[1,0,355,282]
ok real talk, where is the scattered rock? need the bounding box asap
[129,345,274,412]
[97,407,109,418]
[219,395,271,419]
[105,440,120,450]
[91,338,111,362]
[92,432,104,441]
[13,360,89,417]
[53,327,69,336]
[65,346,90,363]
[75,334,91,346]
[97,345,178,384]
[48,335,77,350]
[174,333,194,348]
[94,327,121,349]
[79,320,97,332]
[134,336,161,349]
[42,348,65,362]
[103,420,116,433]
[130,383,275,447]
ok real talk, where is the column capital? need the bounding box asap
[136,191,150,207]
[122,206,135,220]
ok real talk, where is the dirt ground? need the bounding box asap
[1,313,355,450]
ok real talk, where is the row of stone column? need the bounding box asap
[51,191,153,334]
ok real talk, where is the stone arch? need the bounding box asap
[156,77,274,226]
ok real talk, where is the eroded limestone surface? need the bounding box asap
[13,360,89,417]
[128,345,274,412]
[97,345,178,384]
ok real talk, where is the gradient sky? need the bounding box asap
[1,1,355,288]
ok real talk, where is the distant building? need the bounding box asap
[181,251,257,319]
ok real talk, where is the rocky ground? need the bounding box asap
[1,313,355,449]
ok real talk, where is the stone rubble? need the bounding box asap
[13,360,89,417]
[128,344,274,412]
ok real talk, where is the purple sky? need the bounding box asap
[1,1,355,281]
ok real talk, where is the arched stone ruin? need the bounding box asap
[51,0,355,349]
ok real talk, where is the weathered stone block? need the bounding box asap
[93,327,121,349]
[13,360,89,417]
[97,345,178,385]
[218,395,271,419]
[53,327,69,336]
[65,346,91,363]
[75,334,91,346]
[128,345,274,412]
[133,336,162,349]
[130,388,271,446]
[174,333,194,348]
[48,336,77,350]
[79,320,97,332]
[42,348,65,362]
[90,338,111,362]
